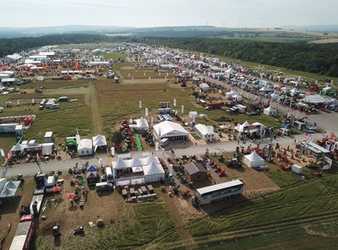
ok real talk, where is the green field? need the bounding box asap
[119,67,174,80]
[96,81,199,134]
[0,94,93,145]
[206,110,282,128]
[196,225,338,250]
[102,51,126,61]
[0,135,16,154]
[184,174,338,249]
[22,80,90,90]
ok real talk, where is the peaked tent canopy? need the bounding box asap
[243,151,267,169]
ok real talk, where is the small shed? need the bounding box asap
[184,162,208,184]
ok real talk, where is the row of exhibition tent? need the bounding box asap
[8,132,108,161]
[125,44,337,112]
[0,45,124,82]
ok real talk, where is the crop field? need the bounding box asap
[102,51,126,61]
[21,80,90,90]
[95,80,199,134]
[196,225,338,250]
[181,173,338,249]
[119,66,175,80]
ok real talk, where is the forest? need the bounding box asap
[0,34,107,57]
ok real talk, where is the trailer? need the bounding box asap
[9,219,35,250]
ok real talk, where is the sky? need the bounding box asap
[1,0,338,28]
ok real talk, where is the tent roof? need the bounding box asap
[303,94,334,104]
[0,179,21,198]
[195,124,214,136]
[235,121,250,132]
[153,121,189,138]
[244,151,265,164]
[113,154,165,176]
[92,135,107,147]
[78,139,93,149]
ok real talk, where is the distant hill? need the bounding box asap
[0,25,233,38]
[0,25,131,38]
[0,25,330,40]
[287,25,338,33]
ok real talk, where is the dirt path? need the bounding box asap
[159,192,196,250]
[88,82,103,134]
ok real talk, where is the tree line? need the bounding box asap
[0,34,109,57]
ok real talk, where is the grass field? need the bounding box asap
[1,94,93,144]
[196,225,338,250]
[22,80,90,90]
[102,51,126,61]
[25,97,93,141]
[0,135,16,153]
[185,173,338,248]
[95,80,198,134]
[206,110,282,128]
[119,67,174,80]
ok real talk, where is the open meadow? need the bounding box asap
[95,80,199,134]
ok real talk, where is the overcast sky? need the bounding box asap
[2,0,337,28]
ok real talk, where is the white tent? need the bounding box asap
[264,106,276,116]
[78,139,93,156]
[113,154,165,185]
[92,135,107,152]
[129,117,149,132]
[153,121,189,140]
[226,90,239,99]
[0,178,21,198]
[199,83,210,92]
[6,53,22,62]
[235,121,250,133]
[302,94,334,105]
[243,152,267,169]
[195,124,216,142]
